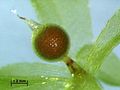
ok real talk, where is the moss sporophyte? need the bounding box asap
[17,15,85,76]
[3,1,120,90]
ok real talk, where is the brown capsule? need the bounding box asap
[17,15,69,61]
[33,25,69,60]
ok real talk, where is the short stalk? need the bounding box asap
[63,56,86,77]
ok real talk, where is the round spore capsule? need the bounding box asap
[32,25,69,60]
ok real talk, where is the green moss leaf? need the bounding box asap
[30,0,93,59]
[77,44,120,86]
[96,53,120,86]
[77,10,120,74]
[0,63,101,90]
[0,63,69,90]
[0,76,68,90]
[0,63,70,77]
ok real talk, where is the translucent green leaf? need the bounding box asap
[0,63,69,90]
[76,44,120,86]
[30,0,93,59]
[77,10,120,74]
[0,62,70,77]
[76,44,93,72]
[0,63,101,90]
[0,76,69,90]
[96,53,120,86]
